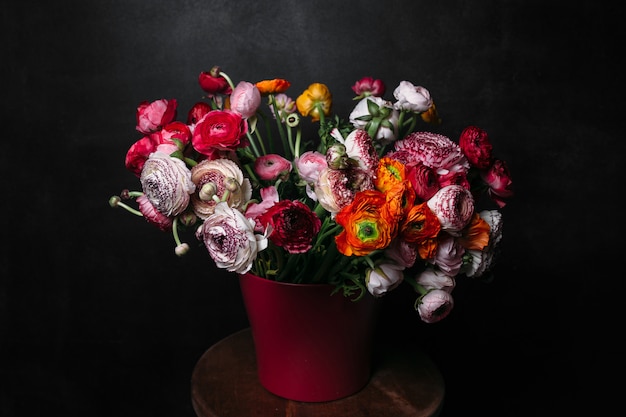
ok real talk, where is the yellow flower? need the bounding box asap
[296,83,332,122]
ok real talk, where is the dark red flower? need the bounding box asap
[258,200,321,254]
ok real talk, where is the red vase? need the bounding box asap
[238,272,379,402]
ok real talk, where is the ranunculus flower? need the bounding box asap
[415,268,456,293]
[416,289,454,324]
[431,234,464,276]
[314,166,374,215]
[136,194,173,231]
[366,262,404,297]
[187,101,213,125]
[255,78,291,95]
[136,99,177,134]
[349,96,399,144]
[190,158,252,219]
[295,151,327,184]
[399,202,441,259]
[196,201,268,274]
[427,185,475,234]
[269,93,297,122]
[393,81,433,113]
[296,83,332,122]
[335,190,397,256]
[351,76,386,99]
[458,213,491,251]
[384,238,418,268]
[343,129,379,172]
[125,134,160,177]
[404,161,439,202]
[459,125,493,169]
[254,154,292,181]
[258,200,321,254]
[462,210,503,278]
[229,81,261,118]
[160,121,191,147]
[244,186,280,232]
[140,151,196,217]
[481,159,514,208]
[389,131,470,178]
[198,67,232,96]
[192,109,249,155]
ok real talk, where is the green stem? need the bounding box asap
[114,201,143,217]
[218,71,236,91]
[246,131,261,158]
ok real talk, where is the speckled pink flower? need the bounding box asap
[390,131,470,176]
[427,185,475,233]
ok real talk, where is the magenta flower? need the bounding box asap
[257,200,321,254]
[229,81,261,118]
[481,159,514,208]
[390,131,470,176]
[351,76,386,98]
[136,194,173,231]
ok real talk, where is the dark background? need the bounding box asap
[1,1,623,416]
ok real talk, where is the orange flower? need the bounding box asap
[255,78,291,95]
[400,202,441,260]
[420,102,442,125]
[375,157,406,193]
[458,212,490,250]
[384,181,415,220]
[335,190,396,256]
[296,83,332,122]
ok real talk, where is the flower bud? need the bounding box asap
[175,243,190,257]
[109,196,121,207]
[286,113,300,127]
[326,143,349,169]
[224,177,240,192]
[199,183,217,201]
[178,211,198,227]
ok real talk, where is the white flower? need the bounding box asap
[349,96,399,144]
[415,268,456,293]
[195,202,268,274]
[366,262,405,297]
[393,81,433,113]
[140,151,195,216]
[463,210,504,278]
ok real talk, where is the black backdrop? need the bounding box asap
[1,1,623,416]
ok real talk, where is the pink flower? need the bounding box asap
[244,186,280,232]
[295,151,327,184]
[136,194,173,231]
[366,262,405,297]
[427,185,475,234]
[393,81,433,113]
[390,131,470,176]
[140,151,196,217]
[459,125,493,169]
[254,154,292,181]
[416,289,454,323]
[481,159,514,208]
[384,238,418,268]
[257,200,321,254]
[192,109,249,155]
[431,234,465,275]
[196,201,268,274]
[270,93,297,122]
[136,99,177,134]
[229,81,261,118]
[160,121,191,147]
[351,76,386,98]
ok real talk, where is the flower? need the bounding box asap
[109,67,514,323]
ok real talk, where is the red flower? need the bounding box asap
[135,99,177,134]
[198,67,232,96]
[187,101,212,125]
[125,134,160,177]
[481,159,514,208]
[258,200,321,254]
[192,109,249,156]
[459,126,493,169]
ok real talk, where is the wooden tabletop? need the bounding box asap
[191,328,445,417]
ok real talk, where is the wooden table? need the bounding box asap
[191,328,445,417]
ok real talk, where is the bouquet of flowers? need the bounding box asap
[109,66,513,323]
